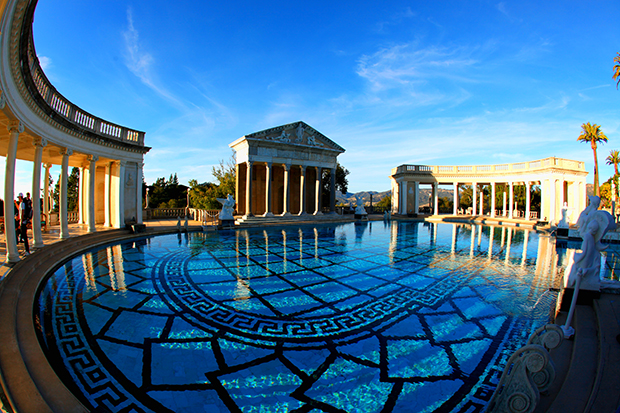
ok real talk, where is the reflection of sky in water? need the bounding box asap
[36,221,565,413]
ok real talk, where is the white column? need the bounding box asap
[314,166,322,215]
[525,182,531,220]
[78,166,85,224]
[509,182,514,219]
[479,191,484,215]
[4,121,23,262]
[330,167,336,213]
[264,162,273,217]
[413,181,419,214]
[87,155,98,232]
[472,184,477,216]
[43,163,52,217]
[491,183,496,217]
[60,147,73,239]
[453,182,459,215]
[433,182,439,215]
[401,181,408,214]
[502,191,507,217]
[136,162,143,224]
[118,161,126,227]
[32,137,47,249]
[104,162,112,227]
[245,161,253,217]
[549,178,556,224]
[299,165,307,215]
[282,164,290,216]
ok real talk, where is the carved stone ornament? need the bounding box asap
[7,120,24,134]
[33,137,48,147]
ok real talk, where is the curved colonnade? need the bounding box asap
[0,0,150,263]
[390,157,588,225]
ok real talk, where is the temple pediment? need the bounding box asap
[241,121,345,153]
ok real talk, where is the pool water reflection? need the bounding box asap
[36,221,562,413]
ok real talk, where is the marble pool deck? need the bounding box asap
[0,217,619,412]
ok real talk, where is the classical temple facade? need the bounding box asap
[1,0,150,262]
[390,157,588,225]
[230,122,345,219]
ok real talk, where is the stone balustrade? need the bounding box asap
[23,35,145,147]
[391,157,585,176]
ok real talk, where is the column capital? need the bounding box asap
[88,154,99,163]
[283,163,291,171]
[60,147,73,157]
[33,137,48,147]
[43,163,53,169]
[8,120,24,134]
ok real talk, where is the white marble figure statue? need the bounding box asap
[567,206,614,290]
[217,194,236,221]
[355,195,367,215]
[295,123,305,143]
[558,202,572,229]
[575,195,601,237]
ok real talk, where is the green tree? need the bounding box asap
[578,122,608,197]
[148,174,187,208]
[375,194,391,212]
[321,163,350,207]
[211,155,236,198]
[606,149,620,176]
[614,51,620,89]
[53,167,80,212]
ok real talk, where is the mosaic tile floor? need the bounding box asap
[36,222,560,412]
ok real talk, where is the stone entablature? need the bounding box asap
[230,121,345,218]
[390,156,587,225]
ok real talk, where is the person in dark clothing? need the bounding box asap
[17,193,30,255]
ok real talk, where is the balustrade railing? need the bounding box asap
[22,36,145,146]
[392,157,585,176]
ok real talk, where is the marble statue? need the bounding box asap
[217,194,236,221]
[295,123,305,143]
[575,195,601,237]
[568,208,614,288]
[354,195,367,216]
[557,202,572,229]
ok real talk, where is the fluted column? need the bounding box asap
[299,165,307,215]
[87,155,98,232]
[453,182,459,215]
[509,182,514,219]
[104,162,112,227]
[245,161,253,217]
[264,162,273,217]
[314,167,322,215]
[43,163,52,217]
[472,183,477,216]
[4,121,23,262]
[116,161,126,228]
[330,167,336,213]
[526,182,531,220]
[136,161,143,224]
[60,147,73,239]
[282,164,290,216]
[433,182,439,215]
[78,166,85,224]
[490,183,496,217]
[32,137,48,248]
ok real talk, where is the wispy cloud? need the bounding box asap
[38,56,51,71]
[356,42,480,94]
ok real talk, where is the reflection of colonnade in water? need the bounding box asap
[389,222,559,290]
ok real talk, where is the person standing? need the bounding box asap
[17,193,30,255]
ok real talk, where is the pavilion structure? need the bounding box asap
[230,121,345,220]
[0,0,150,263]
[390,157,588,225]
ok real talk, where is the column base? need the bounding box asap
[281,212,291,217]
[313,211,323,216]
[263,212,274,217]
[298,212,308,216]
[243,214,254,219]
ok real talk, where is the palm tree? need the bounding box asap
[606,150,620,176]
[614,52,620,89]
[578,123,608,196]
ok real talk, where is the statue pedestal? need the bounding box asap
[354,213,368,220]
[219,219,235,228]
[559,252,601,311]
[556,227,569,238]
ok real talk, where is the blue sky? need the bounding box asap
[10,0,620,194]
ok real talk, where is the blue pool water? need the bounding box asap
[36,221,560,412]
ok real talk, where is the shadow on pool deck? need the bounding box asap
[0,218,619,412]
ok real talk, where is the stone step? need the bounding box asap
[543,306,598,413]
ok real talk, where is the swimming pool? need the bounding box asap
[36,221,560,412]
